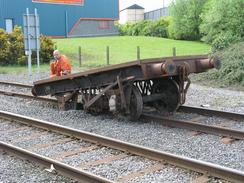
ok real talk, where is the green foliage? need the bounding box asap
[151,17,171,37]
[0,26,54,65]
[0,29,9,65]
[7,26,25,65]
[117,18,170,38]
[40,35,55,64]
[200,0,244,50]
[196,42,244,86]
[169,0,207,40]
[117,23,131,36]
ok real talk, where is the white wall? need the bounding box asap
[119,9,144,24]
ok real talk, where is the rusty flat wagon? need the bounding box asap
[32,55,221,120]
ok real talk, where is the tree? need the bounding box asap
[169,0,207,40]
[200,0,244,50]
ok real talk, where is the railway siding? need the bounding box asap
[0,111,243,182]
[0,77,244,182]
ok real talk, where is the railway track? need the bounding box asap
[141,112,244,141]
[0,81,243,141]
[0,81,32,88]
[0,110,243,182]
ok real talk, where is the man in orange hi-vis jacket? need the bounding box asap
[50,50,72,77]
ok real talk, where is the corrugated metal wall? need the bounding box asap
[144,7,169,20]
[0,0,119,37]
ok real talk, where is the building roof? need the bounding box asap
[120,4,145,12]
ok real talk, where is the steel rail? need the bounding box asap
[0,90,56,103]
[179,105,244,121]
[0,81,33,88]
[0,110,243,183]
[1,90,244,139]
[1,89,244,139]
[1,81,243,121]
[141,113,244,140]
[0,141,113,183]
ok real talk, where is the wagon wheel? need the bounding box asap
[125,85,143,121]
[151,78,180,113]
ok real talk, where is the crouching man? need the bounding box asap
[50,50,72,77]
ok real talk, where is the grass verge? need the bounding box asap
[54,36,210,68]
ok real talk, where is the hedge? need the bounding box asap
[117,17,171,38]
[0,26,54,66]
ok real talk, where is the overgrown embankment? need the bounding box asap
[192,42,244,89]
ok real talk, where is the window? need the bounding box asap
[99,21,110,29]
[5,19,13,33]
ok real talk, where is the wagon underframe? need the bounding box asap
[32,55,220,120]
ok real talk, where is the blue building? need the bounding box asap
[0,0,119,37]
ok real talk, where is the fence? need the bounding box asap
[55,44,178,72]
[144,7,169,20]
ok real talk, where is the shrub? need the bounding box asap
[169,0,207,40]
[7,26,25,65]
[40,35,55,64]
[195,42,244,87]
[151,17,171,38]
[0,29,10,65]
[200,0,244,50]
[117,18,170,38]
[0,26,54,65]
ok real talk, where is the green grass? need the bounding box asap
[54,36,210,68]
[1,36,210,74]
[0,64,50,74]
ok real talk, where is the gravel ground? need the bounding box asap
[0,72,244,182]
[87,156,156,180]
[0,150,77,183]
[0,84,31,94]
[0,119,200,182]
[128,165,200,183]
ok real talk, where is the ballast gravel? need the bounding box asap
[0,72,244,182]
[87,156,156,180]
[0,150,77,183]
[128,165,201,183]
[0,84,31,94]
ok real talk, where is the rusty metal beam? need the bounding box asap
[84,81,118,110]
[32,55,218,97]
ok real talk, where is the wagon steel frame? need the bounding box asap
[32,55,220,120]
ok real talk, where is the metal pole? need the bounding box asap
[106,46,109,65]
[173,47,176,57]
[137,46,140,60]
[35,8,40,73]
[65,11,68,38]
[78,46,81,68]
[26,8,32,76]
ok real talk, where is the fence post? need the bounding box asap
[106,46,110,65]
[172,47,176,57]
[137,46,140,60]
[78,46,81,68]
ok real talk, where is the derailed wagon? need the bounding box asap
[32,55,221,120]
